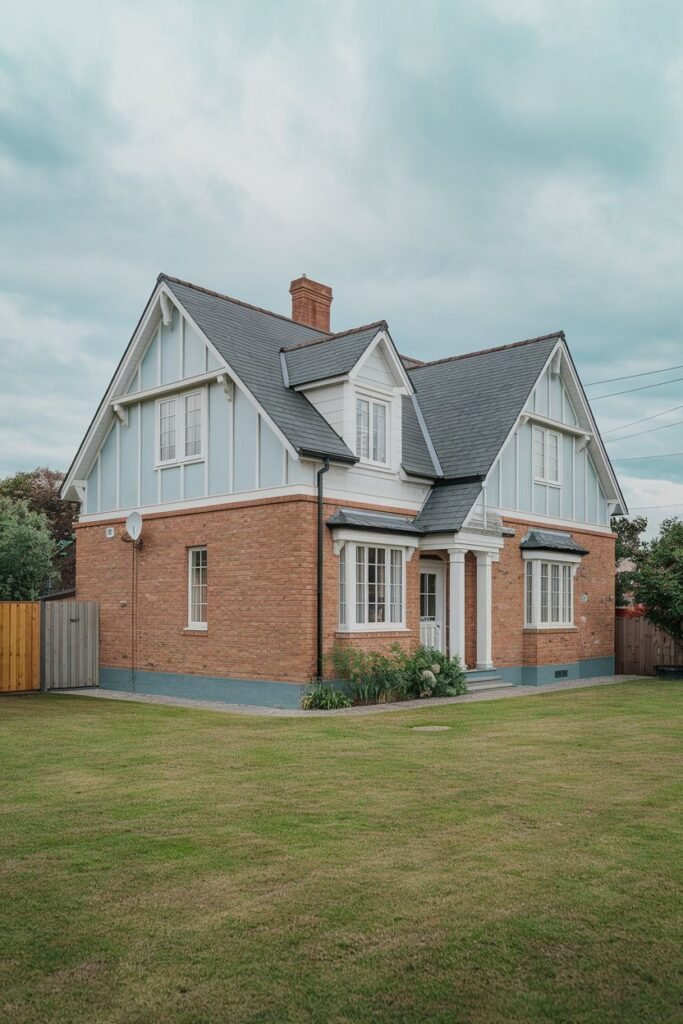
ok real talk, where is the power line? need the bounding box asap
[601,402,683,436]
[624,502,683,511]
[611,451,683,462]
[590,374,683,401]
[606,417,683,444]
[585,362,683,386]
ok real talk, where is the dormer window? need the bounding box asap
[356,396,388,465]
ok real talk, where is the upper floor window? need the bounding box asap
[533,427,560,484]
[156,390,205,466]
[356,397,388,465]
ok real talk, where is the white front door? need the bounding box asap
[419,560,445,652]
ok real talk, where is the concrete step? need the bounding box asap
[466,677,515,693]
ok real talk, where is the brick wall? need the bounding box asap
[76,493,421,686]
[493,519,616,668]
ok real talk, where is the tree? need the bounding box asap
[632,517,683,640]
[0,468,77,591]
[611,514,648,606]
[0,497,58,600]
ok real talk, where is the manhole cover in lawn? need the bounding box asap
[411,725,451,732]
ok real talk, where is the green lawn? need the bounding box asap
[0,682,681,1024]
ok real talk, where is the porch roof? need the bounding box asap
[519,529,589,555]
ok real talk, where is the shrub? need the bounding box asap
[329,644,467,705]
[301,684,352,710]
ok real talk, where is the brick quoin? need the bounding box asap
[76,499,616,686]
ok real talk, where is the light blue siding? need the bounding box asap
[208,381,230,495]
[517,423,532,510]
[119,405,139,509]
[99,426,117,511]
[575,447,586,520]
[184,461,205,499]
[561,435,573,519]
[160,308,182,384]
[206,350,221,371]
[161,466,181,502]
[586,457,598,523]
[183,323,205,378]
[140,333,159,391]
[86,461,98,514]
[287,453,313,485]
[234,388,258,491]
[260,418,284,488]
[140,402,157,505]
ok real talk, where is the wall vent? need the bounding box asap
[554,669,568,679]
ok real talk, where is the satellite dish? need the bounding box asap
[126,511,143,542]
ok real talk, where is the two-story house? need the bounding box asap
[61,273,626,707]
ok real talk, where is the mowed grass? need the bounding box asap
[0,683,681,1024]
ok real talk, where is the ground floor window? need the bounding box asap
[524,557,575,627]
[338,541,406,630]
[187,547,208,629]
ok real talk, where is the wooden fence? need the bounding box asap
[0,603,41,692]
[0,600,99,693]
[616,615,683,675]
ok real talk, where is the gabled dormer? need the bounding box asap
[281,321,420,477]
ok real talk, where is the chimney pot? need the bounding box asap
[289,275,333,332]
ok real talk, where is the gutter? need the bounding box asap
[316,458,331,680]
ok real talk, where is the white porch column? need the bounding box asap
[475,551,494,670]
[448,549,466,663]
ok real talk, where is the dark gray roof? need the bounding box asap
[408,334,561,479]
[327,508,423,535]
[163,276,356,463]
[520,530,589,555]
[414,480,484,533]
[283,324,385,387]
[401,396,440,478]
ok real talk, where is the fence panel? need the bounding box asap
[0,603,41,692]
[43,601,99,689]
[616,616,683,675]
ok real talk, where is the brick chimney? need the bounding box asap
[289,275,333,332]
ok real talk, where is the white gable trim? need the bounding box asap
[465,338,626,529]
[62,280,302,502]
[348,330,414,394]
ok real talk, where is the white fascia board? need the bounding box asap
[170,285,300,462]
[520,411,592,440]
[348,329,415,394]
[61,280,168,500]
[487,507,614,534]
[111,369,230,408]
[558,342,627,514]
[330,527,419,556]
[292,374,349,392]
[521,549,583,564]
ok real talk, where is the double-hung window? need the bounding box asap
[524,558,574,627]
[533,427,560,484]
[187,547,208,630]
[356,397,388,465]
[157,390,205,466]
[338,541,406,629]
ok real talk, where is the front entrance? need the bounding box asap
[419,560,445,652]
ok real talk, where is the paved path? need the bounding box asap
[54,675,643,718]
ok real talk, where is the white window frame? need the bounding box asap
[523,551,579,629]
[533,426,561,486]
[186,546,208,631]
[155,387,206,468]
[336,538,412,632]
[356,394,390,467]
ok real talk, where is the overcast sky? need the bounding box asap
[2,1,682,533]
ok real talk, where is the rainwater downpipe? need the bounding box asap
[316,458,331,680]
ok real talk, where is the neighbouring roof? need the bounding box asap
[327,508,423,535]
[414,479,485,534]
[283,323,386,387]
[408,333,562,480]
[163,276,357,463]
[519,529,589,555]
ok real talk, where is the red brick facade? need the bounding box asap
[76,497,615,688]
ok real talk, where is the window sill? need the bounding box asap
[336,627,411,636]
[156,457,205,471]
[533,479,561,488]
[184,625,208,634]
[523,625,577,632]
